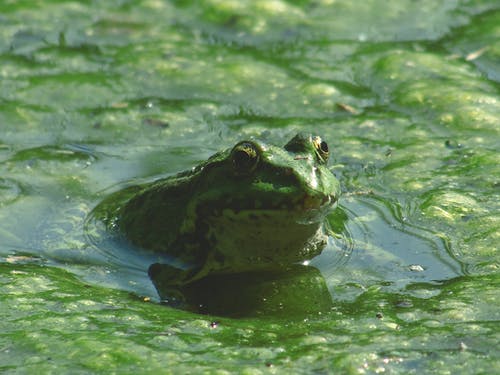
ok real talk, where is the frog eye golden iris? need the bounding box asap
[231,142,260,174]
[312,136,329,163]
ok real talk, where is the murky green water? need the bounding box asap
[1,0,499,373]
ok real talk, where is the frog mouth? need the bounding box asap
[263,194,335,212]
[204,193,337,216]
[298,194,335,210]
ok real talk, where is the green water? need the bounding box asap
[1,0,499,373]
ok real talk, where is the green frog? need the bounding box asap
[91,133,340,297]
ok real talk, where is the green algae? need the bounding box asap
[0,0,499,373]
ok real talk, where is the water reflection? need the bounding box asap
[149,263,333,317]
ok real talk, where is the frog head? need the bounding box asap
[188,133,341,274]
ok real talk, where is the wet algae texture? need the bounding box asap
[1,0,499,373]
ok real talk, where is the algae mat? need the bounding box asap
[1,1,499,373]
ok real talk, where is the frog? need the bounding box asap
[90,133,340,300]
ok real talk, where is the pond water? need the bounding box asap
[1,0,499,373]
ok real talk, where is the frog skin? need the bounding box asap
[95,133,341,291]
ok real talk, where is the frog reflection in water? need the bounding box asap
[96,134,340,309]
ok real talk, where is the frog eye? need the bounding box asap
[231,142,260,174]
[312,136,329,163]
